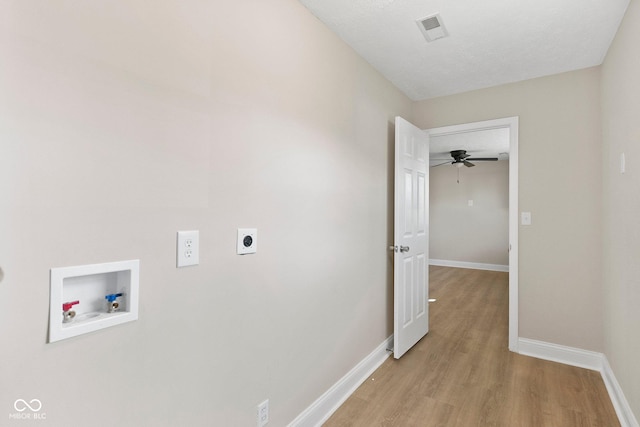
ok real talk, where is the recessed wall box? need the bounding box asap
[49,260,140,343]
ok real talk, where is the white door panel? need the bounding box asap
[393,116,429,359]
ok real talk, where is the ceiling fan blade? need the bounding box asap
[430,161,452,168]
[466,157,498,161]
[463,160,475,167]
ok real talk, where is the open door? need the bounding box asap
[393,116,429,359]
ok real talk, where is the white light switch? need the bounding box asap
[521,212,532,226]
[177,230,199,267]
[468,200,474,207]
[621,153,626,174]
[237,228,257,255]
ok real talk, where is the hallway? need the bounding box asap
[324,266,619,426]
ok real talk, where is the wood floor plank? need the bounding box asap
[323,266,620,427]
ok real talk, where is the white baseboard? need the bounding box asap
[429,259,509,272]
[288,335,393,427]
[517,338,603,371]
[518,338,638,427]
[601,356,640,427]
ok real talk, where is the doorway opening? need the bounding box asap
[425,117,519,351]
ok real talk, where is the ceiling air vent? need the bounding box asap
[416,13,448,42]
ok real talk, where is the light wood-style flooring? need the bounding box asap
[324,266,619,427]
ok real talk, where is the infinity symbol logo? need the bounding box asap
[14,399,42,412]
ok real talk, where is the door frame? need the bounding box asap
[425,116,519,352]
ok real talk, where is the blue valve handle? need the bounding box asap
[105,293,123,302]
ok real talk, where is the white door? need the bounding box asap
[393,116,429,359]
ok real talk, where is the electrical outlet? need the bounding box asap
[257,399,269,427]
[237,228,257,255]
[177,230,199,267]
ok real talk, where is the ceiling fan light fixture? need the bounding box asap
[431,149,498,169]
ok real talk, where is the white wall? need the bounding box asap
[0,0,411,425]
[4,0,637,423]
[601,0,640,418]
[430,160,509,267]
[413,67,604,352]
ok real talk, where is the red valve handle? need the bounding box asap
[63,301,79,311]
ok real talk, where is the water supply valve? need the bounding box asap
[105,293,123,313]
[62,300,79,323]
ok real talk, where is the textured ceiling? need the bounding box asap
[299,0,629,100]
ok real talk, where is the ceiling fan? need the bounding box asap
[432,150,498,168]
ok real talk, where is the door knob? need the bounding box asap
[389,246,398,252]
[400,246,410,253]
